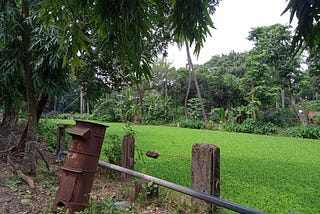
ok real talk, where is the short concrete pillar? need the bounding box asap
[56,124,74,161]
[191,144,220,213]
[121,134,135,181]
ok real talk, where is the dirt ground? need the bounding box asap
[0,149,61,213]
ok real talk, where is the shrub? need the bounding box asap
[209,108,226,123]
[255,122,278,135]
[143,93,174,125]
[73,113,94,120]
[259,108,299,127]
[224,118,255,133]
[187,98,202,121]
[55,113,74,119]
[302,100,320,111]
[284,125,320,139]
[311,112,320,125]
[93,99,121,122]
[104,134,122,165]
[223,119,278,135]
[179,119,206,129]
[38,119,58,149]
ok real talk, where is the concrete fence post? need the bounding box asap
[56,124,74,161]
[191,143,220,214]
[121,134,135,181]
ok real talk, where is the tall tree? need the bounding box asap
[0,3,24,129]
[151,58,175,98]
[306,48,320,99]
[245,53,271,121]
[1,0,221,173]
[0,0,70,174]
[246,24,304,123]
[185,41,208,123]
[196,51,248,110]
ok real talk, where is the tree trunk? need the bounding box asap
[36,92,48,123]
[251,83,257,121]
[289,93,305,125]
[184,68,192,120]
[287,81,308,126]
[19,92,48,154]
[300,98,309,126]
[80,88,84,114]
[185,41,208,124]
[311,76,316,100]
[281,89,285,109]
[22,0,37,175]
[164,70,168,98]
[54,96,57,112]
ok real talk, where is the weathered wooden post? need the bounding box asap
[56,124,67,161]
[56,124,74,161]
[121,134,135,181]
[191,144,220,214]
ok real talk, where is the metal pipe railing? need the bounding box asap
[98,160,265,214]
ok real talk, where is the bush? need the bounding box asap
[209,108,226,123]
[104,134,122,165]
[179,119,206,129]
[73,113,95,120]
[38,119,58,149]
[223,118,255,133]
[223,119,278,135]
[55,113,75,119]
[302,100,320,111]
[93,99,121,122]
[255,122,278,135]
[143,93,174,125]
[284,125,320,139]
[259,108,299,127]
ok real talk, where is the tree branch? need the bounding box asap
[7,155,35,189]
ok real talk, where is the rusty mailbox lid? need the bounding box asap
[68,126,91,141]
[67,120,108,154]
[68,120,108,138]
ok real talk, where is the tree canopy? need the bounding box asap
[39,0,220,79]
[284,0,320,49]
[0,0,221,174]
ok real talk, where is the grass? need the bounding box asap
[49,120,320,213]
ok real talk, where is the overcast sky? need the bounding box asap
[167,0,296,69]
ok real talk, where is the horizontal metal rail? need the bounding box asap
[98,160,265,214]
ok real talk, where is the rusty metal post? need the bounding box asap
[53,120,108,213]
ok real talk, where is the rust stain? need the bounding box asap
[53,120,107,214]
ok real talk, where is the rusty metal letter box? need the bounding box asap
[53,120,108,213]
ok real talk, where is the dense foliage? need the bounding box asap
[0,0,221,174]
